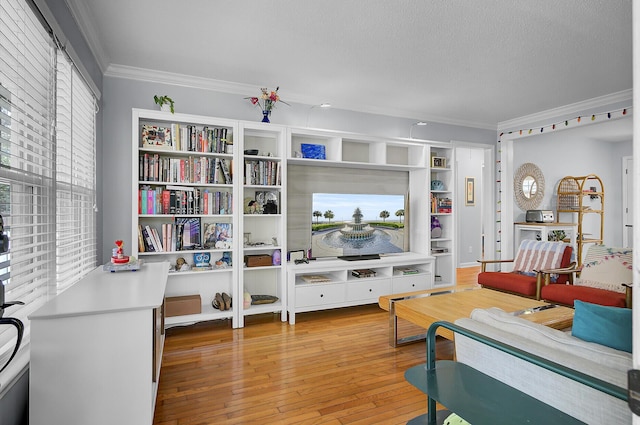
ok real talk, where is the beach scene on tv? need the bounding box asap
[311,193,405,258]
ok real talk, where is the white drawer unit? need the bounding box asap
[392,272,431,293]
[346,278,392,302]
[287,253,434,324]
[296,283,345,308]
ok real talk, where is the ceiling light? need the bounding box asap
[409,121,428,139]
[307,103,332,126]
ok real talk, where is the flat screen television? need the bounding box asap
[311,193,406,260]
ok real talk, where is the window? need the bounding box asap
[55,51,97,293]
[0,0,97,387]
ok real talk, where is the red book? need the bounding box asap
[162,190,170,214]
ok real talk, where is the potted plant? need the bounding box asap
[153,95,175,113]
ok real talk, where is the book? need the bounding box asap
[142,225,157,252]
[203,222,232,249]
[141,125,172,149]
[397,267,420,275]
[300,274,332,283]
[175,217,201,250]
[137,225,146,252]
[352,269,376,278]
[220,159,232,184]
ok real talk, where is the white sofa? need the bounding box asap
[454,307,631,424]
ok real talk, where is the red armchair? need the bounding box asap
[478,240,574,299]
[539,245,632,308]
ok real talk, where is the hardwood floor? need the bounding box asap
[153,267,478,425]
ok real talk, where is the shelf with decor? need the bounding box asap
[238,122,287,327]
[556,174,604,266]
[287,127,428,171]
[132,109,240,328]
[429,146,455,287]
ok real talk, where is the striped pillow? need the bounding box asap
[513,240,567,273]
[575,245,632,293]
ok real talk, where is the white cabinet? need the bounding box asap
[514,222,578,254]
[287,253,433,324]
[429,146,456,286]
[29,262,169,425]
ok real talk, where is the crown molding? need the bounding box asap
[64,0,109,73]
[104,64,497,131]
[498,89,633,131]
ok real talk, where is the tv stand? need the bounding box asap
[337,254,380,261]
[287,253,435,324]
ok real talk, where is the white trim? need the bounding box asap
[500,139,515,262]
[64,0,110,73]
[105,64,498,130]
[30,0,102,99]
[622,156,633,248]
[498,89,633,131]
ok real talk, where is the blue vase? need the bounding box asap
[262,110,271,123]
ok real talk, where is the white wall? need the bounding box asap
[101,76,496,263]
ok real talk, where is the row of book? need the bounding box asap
[138,221,233,252]
[244,159,282,186]
[139,153,232,185]
[138,221,198,253]
[139,186,233,215]
[430,194,452,214]
[141,124,232,154]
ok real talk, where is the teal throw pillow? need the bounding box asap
[572,300,632,353]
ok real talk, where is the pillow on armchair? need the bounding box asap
[512,240,568,277]
[575,245,632,293]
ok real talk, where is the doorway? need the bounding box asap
[454,143,495,269]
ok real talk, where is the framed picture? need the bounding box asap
[431,156,446,168]
[465,177,475,206]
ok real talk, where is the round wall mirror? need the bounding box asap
[514,163,545,210]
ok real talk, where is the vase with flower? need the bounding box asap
[246,87,289,123]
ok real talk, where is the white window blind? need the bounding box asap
[55,51,96,293]
[0,0,57,378]
[0,0,97,386]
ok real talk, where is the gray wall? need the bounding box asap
[456,147,485,265]
[102,76,496,264]
[511,128,632,246]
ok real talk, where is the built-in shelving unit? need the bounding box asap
[429,146,456,286]
[238,122,287,327]
[132,109,240,327]
[131,111,456,328]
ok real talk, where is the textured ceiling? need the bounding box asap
[67,0,632,129]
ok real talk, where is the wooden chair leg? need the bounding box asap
[624,284,632,308]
